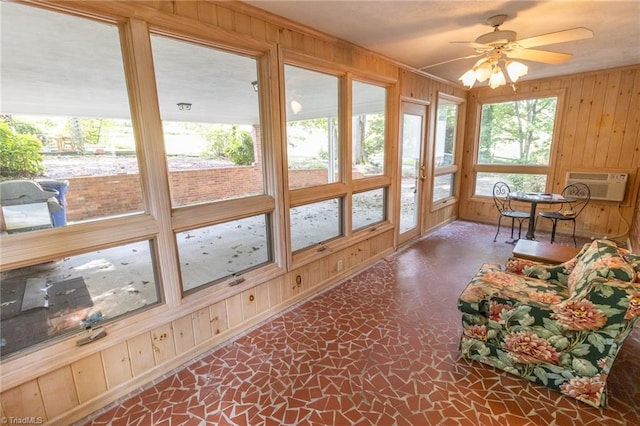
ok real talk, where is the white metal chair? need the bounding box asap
[492,181,529,242]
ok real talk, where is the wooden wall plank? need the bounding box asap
[576,75,597,167]
[215,5,234,32]
[38,366,78,419]
[72,353,108,404]
[226,293,244,328]
[151,324,176,365]
[585,73,609,168]
[595,70,622,168]
[127,332,155,376]
[268,276,284,307]
[192,307,213,344]
[173,315,196,354]
[174,0,199,20]
[616,70,640,170]
[102,342,133,389]
[242,288,258,321]
[196,1,218,25]
[209,300,229,336]
[254,282,271,315]
[1,380,47,420]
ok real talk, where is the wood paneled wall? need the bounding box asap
[630,184,640,250]
[459,65,640,241]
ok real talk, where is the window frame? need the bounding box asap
[431,93,464,211]
[146,31,283,296]
[280,50,396,267]
[470,90,565,200]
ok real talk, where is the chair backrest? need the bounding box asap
[562,182,590,216]
[492,181,511,213]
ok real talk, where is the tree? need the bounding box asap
[353,113,384,165]
[479,97,557,165]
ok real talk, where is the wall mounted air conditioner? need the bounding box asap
[565,172,628,202]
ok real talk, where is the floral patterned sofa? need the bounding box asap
[457,239,640,408]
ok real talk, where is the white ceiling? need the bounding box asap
[2,1,638,124]
[244,0,640,85]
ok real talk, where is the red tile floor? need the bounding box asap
[82,221,639,425]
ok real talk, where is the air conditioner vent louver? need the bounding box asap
[567,172,610,181]
[565,172,628,202]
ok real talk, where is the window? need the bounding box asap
[474,96,558,196]
[151,35,264,207]
[285,65,339,189]
[433,174,454,203]
[177,215,271,292]
[352,81,386,178]
[0,3,160,358]
[1,4,143,231]
[290,198,342,252]
[283,58,391,257]
[1,241,159,358]
[352,188,386,231]
[150,35,274,293]
[433,94,463,205]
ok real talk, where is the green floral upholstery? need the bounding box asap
[458,239,640,408]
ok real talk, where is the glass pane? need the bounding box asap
[478,97,557,166]
[352,188,386,231]
[475,172,547,196]
[352,81,386,178]
[290,198,341,252]
[435,100,457,167]
[151,35,264,207]
[285,65,339,189]
[177,215,271,292]
[0,3,142,233]
[400,113,422,233]
[433,174,454,202]
[0,240,159,358]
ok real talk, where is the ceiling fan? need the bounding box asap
[422,15,593,88]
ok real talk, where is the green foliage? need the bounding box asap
[0,121,44,179]
[479,97,557,165]
[224,131,255,165]
[363,114,385,164]
[201,124,238,159]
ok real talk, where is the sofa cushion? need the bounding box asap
[567,240,635,296]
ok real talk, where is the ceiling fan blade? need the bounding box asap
[450,41,493,50]
[419,53,483,70]
[508,48,573,64]
[517,27,593,49]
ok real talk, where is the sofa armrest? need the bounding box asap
[576,278,640,324]
[458,264,568,317]
[505,256,574,286]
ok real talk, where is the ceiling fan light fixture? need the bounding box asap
[475,61,492,82]
[459,69,477,88]
[489,67,506,89]
[506,60,528,82]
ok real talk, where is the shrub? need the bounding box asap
[0,121,44,179]
[224,131,255,165]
